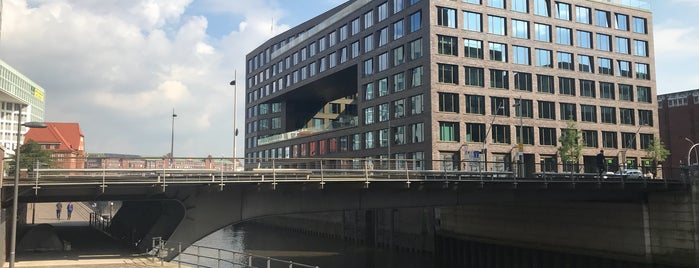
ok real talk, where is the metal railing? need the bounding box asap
[150,237,319,268]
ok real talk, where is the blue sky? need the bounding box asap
[0,0,697,156]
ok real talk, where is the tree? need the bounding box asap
[558,120,583,172]
[645,137,670,177]
[6,140,54,176]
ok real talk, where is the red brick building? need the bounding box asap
[24,122,86,169]
[658,89,699,174]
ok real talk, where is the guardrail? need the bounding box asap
[150,237,319,268]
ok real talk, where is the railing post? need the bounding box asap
[248,256,253,267]
[267,257,272,268]
[197,245,201,267]
[217,248,221,268]
[178,242,182,268]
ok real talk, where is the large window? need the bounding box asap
[378,53,388,71]
[512,19,529,39]
[378,103,389,122]
[536,49,552,67]
[490,69,509,89]
[636,63,650,80]
[639,110,653,126]
[535,23,551,42]
[596,10,610,27]
[514,99,533,118]
[556,27,572,45]
[581,105,597,122]
[537,74,554,93]
[492,125,511,144]
[559,77,575,95]
[538,101,555,119]
[411,122,424,143]
[514,72,532,91]
[637,86,651,103]
[465,66,485,87]
[513,46,530,65]
[379,27,388,47]
[534,0,550,17]
[410,38,423,60]
[578,55,593,73]
[582,130,598,147]
[557,51,573,70]
[512,0,528,13]
[364,11,374,29]
[602,131,617,148]
[616,37,630,54]
[365,131,375,149]
[364,107,375,125]
[411,66,423,87]
[618,60,632,78]
[540,127,557,146]
[598,58,613,75]
[633,17,647,34]
[640,134,653,150]
[634,40,648,57]
[411,94,423,115]
[516,126,535,145]
[488,15,506,35]
[600,82,615,100]
[491,97,510,116]
[437,7,457,28]
[616,13,629,31]
[393,46,404,66]
[555,2,570,20]
[619,84,633,101]
[620,108,635,125]
[465,94,485,115]
[409,11,422,32]
[394,20,405,40]
[560,102,576,121]
[464,38,484,59]
[364,83,375,100]
[597,34,611,51]
[439,93,459,113]
[378,2,388,22]
[438,35,458,56]
[601,106,616,124]
[488,0,505,8]
[393,72,405,92]
[577,30,592,48]
[378,77,388,96]
[439,122,459,142]
[466,123,485,142]
[576,6,591,24]
[622,133,636,149]
[464,11,482,32]
[580,79,595,98]
[489,43,507,62]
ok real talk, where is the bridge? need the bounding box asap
[2,157,698,267]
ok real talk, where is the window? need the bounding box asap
[340,47,348,63]
[329,53,337,68]
[514,98,533,118]
[557,51,573,70]
[409,0,420,5]
[439,93,459,113]
[364,11,374,29]
[438,35,458,56]
[394,0,404,13]
[394,125,406,145]
[560,102,576,121]
[439,122,459,142]
[634,40,648,57]
[556,27,572,45]
[616,37,630,54]
[513,46,530,65]
[409,38,423,60]
[602,131,617,148]
[492,125,511,144]
[620,108,635,125]
[512,0,528,12]
[411,94,423,115]
[540,127,557,146]
[464,38,484,59]
[578,55,593,73]
[633,17,647,34]
[488,15,506,35]
[363,59,373,76]
[393,46,405,66]
[618,60,632,78]
[463,11,482,32]
[465,94,485,115]
[340,25,348,41]
[598,58,613,75]
[464,0,481,4]
[411,66,423,87]
[351,18,360,35]
[411,122,424,143]
[465,66,485,87]
[538,101,555,119]
[576,6,591,24]
[580,79,596,98]
[378,103,389,122]
[616,13,629,31]
[378,77,388,96]
[596,10,610,27]
[535,23,551,42]
[438,64,458,84]
[581,105,597,122]
[635,63,650,80]
[639,110,653,126]
[364,107,375,125]
[491,97,510,116]
[537,74,554,93]
[512,19,529,39]
[379,27,388,47]
[393,19,404,40]
[379,128,389,148]
[378,2,388,22]
[601,106,616,124]
[600,82,615,100]
[437,7,457,28]
[489,42,507,62]
[488,0,505,9]
[329,31,337,47]
[394,99,405,118]
[410,11,422,32]
[514,72,532,91]
[559,77,575,95]
[393,72,405,92]
[466,123,485,142]
[577,30,592,48]
[365,131,375,149]
[637,86,651,103]
[597,34,611,51]
[364,35,374,53]
[351,41,360,58]
[536,49,552,67]
[582,130,598,147]
[619,84,633,101]
[490,69,509,89]
[534,0,550,17]
[555,2,570,20]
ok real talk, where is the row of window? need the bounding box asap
[437,93,654,126]
[364,66,423,101]
[363,94,424,124]
[444,0,648,33]
[440,121,654,150]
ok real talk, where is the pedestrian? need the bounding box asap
[56,202,62,220]
[67,202,74,220]
[596,150,606,176]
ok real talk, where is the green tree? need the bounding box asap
[7,140,54,175]
[645,137,670,176]
[558,120,583,172]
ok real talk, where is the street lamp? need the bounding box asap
[9,107,47,268]
[170,108,177,168]
[230,69,238,170]
[483,104,504,172]
[685,137,698,166]
[513,97,524,177]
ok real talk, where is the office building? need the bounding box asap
[245,0,657,172]
[658,89,699,169]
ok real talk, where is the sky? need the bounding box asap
[0,0,697,157]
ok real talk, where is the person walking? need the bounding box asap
[596,150,606,176]
[67,202,74,220]
[56,202,63,220]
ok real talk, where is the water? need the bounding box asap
[182,222,434,268]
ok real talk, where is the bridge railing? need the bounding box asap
[150,237,319,268]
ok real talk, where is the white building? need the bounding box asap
[0,58,46,155]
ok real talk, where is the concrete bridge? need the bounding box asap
[2,165,698,267]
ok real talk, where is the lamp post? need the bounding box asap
[483,104,504,172]
[513,97,524,177]
[170,108,177,168]
[9,107,47,268]
[685,137,698,166]
[230,69,238,170]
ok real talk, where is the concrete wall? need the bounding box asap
[647,188,699,267]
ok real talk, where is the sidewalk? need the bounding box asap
[4,202,179,267]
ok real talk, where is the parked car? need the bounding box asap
[616,169,643,179]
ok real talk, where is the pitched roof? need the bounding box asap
[24,122,84,152]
